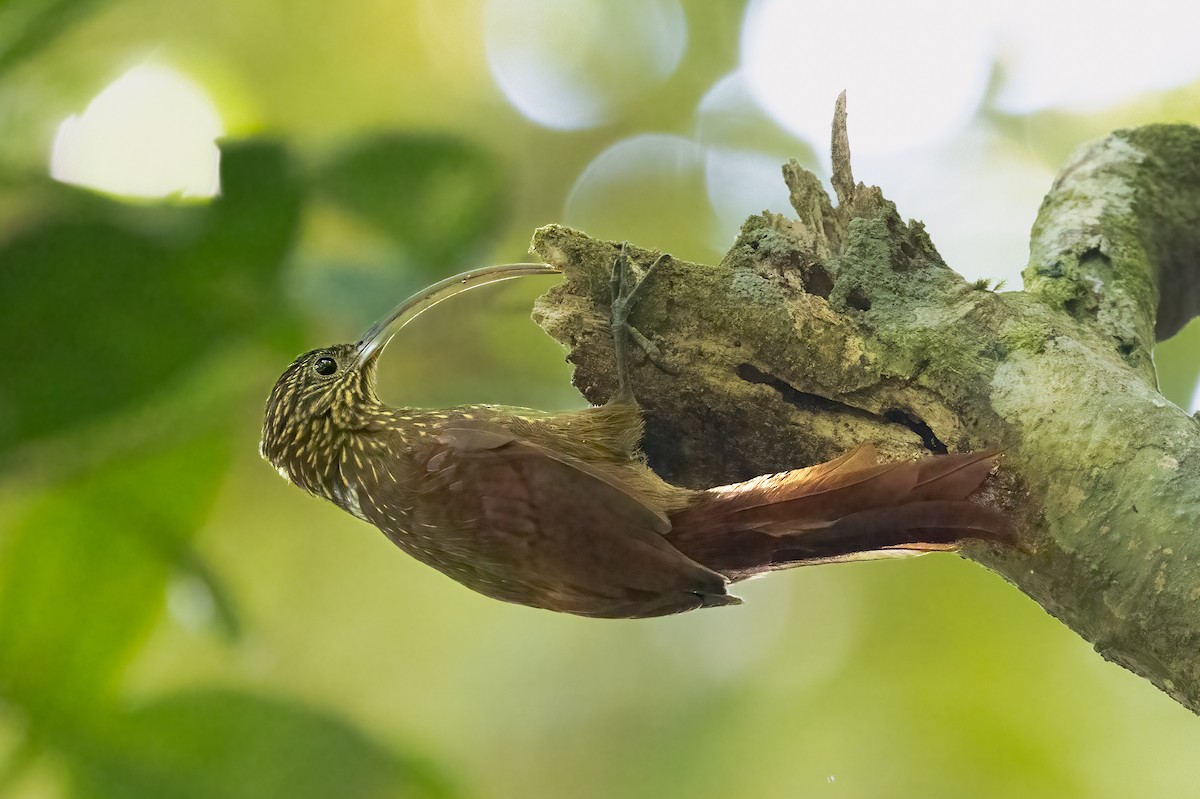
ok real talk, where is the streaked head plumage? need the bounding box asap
[259,342,381,486]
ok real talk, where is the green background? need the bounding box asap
[3,2,1200,797]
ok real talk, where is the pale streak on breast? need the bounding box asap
[336,483,368,521]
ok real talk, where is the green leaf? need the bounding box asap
[0,220,190,450]
[0,433,230,724]
[182,139,305,303]
[64,690,458,799]
[0,140,302,453]
[0,0,106,75]
[317,133,507,271]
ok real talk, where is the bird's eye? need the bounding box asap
[313,356,338,376]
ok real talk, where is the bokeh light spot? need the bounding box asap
[167,574,217,631]
[705,148,793,251]
[564,133,715,261]
[643,569,862,688]
[992,0,1200,113]
[51,64,223,199]
[484,0,687,130]
[853,125,1054,286]
[740,0,992,156]
[696,72,800,251]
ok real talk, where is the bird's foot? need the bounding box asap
[609,243,676,404]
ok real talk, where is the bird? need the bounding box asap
[261,244,1016,619]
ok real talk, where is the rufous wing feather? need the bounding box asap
[666,448,1014,582]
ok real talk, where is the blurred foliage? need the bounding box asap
[0,436,229,722]
[1155,317,1200,407]
[1,1,1200,798]
[0,0,103,75]
[317,134,508,268]
[63,691,453,799]
[0,126,486,794]
[0,141,300,451]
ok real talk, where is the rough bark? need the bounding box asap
[529,102,1200,714]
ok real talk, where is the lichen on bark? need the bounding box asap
[530,100,1200,714]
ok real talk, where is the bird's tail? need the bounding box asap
[665,445,1015,582]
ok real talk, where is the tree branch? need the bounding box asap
[530,106,1200,714]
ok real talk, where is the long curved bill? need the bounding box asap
[354,263,562,367]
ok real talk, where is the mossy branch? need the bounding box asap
[530,102,1200,714]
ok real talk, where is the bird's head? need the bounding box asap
[260,261,560,490]
[259,338,384,489]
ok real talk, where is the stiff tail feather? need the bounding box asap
[666,445,1015,582]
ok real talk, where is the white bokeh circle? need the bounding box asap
[853,125,1054,286]
[696,72,801,252]
[704,148,794,252]
[484,0,687,130]
[740,0,993,156]
[51,64,223,199]
[991,0,1200,112]
[564,133,716,261]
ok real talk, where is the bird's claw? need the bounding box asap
[610,243,675,404]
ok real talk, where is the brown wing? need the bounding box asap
[410,421,734,618]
